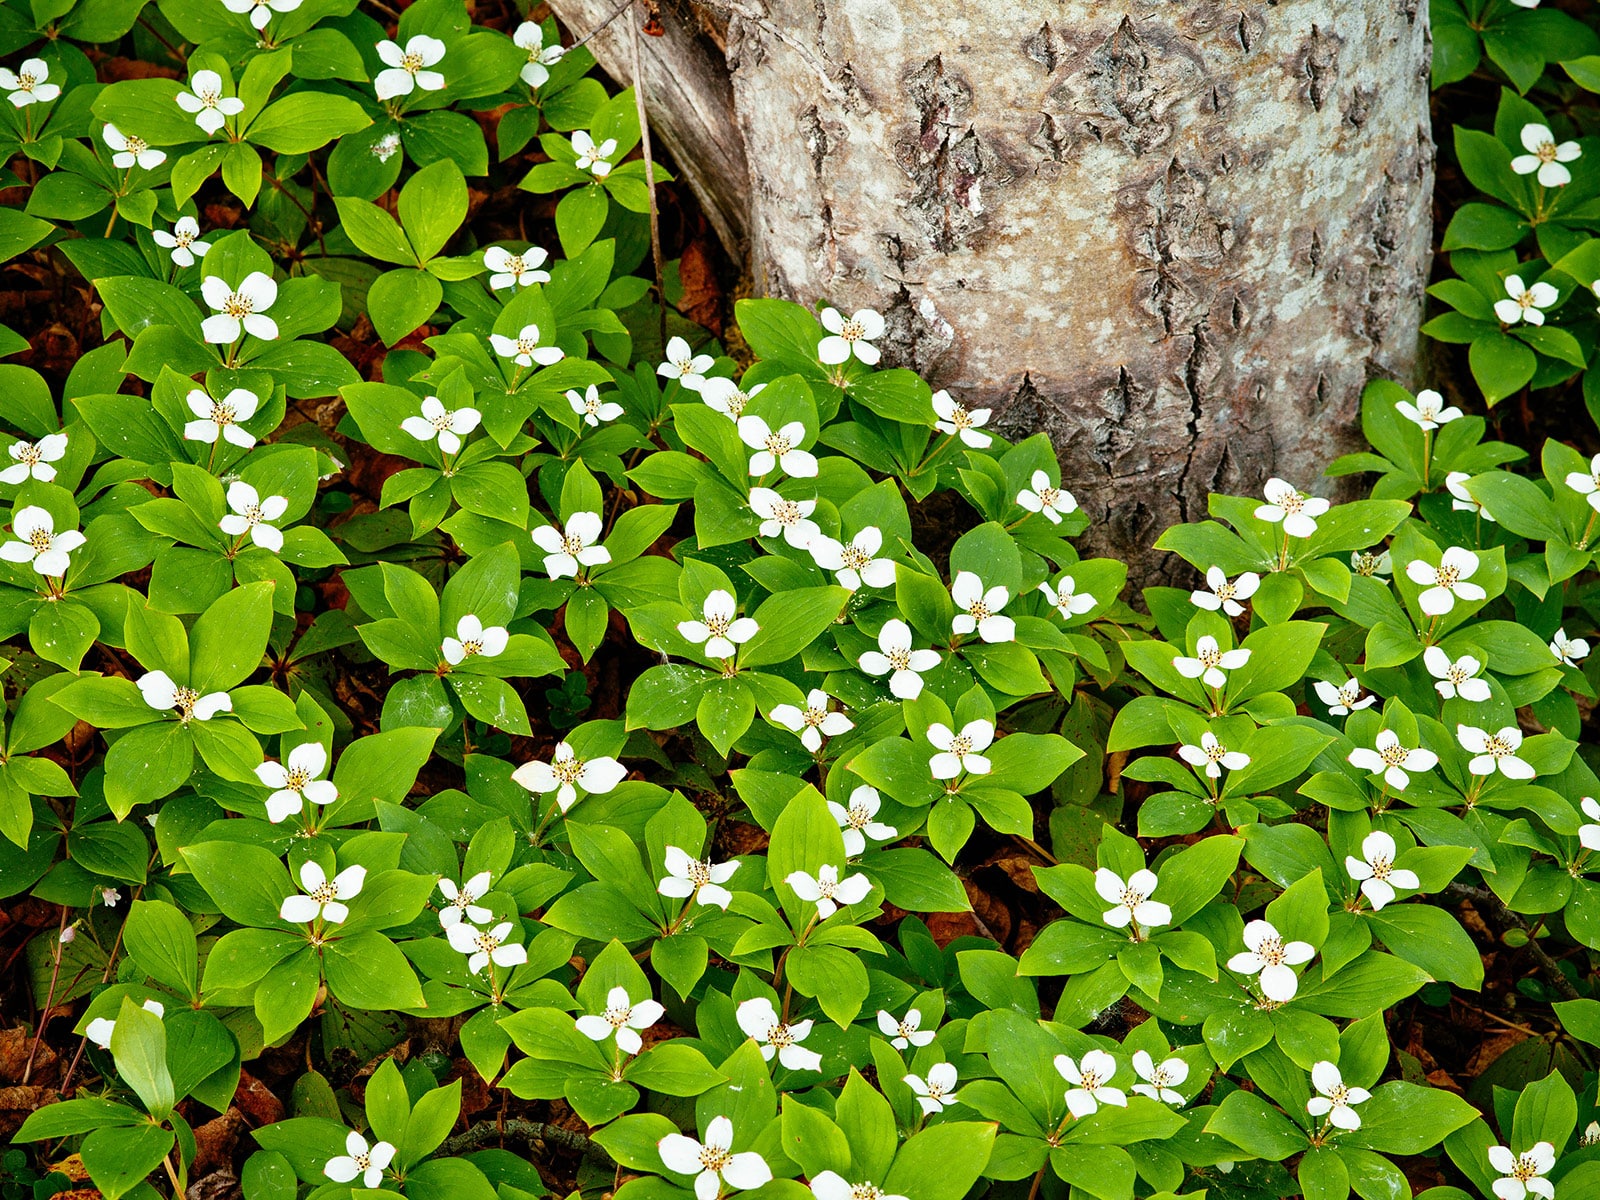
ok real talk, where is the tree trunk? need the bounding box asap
[556,0,1434,580]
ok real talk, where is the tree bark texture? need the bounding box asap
[558,0,1435,579]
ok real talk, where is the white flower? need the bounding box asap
[200,272,278,343]
[577,985,663,1056]
[279,861,366,924]
[658,335,713,389]
[1313,678,1375,716]
[531,512,610,579]
[568,385,623,426]
[256,742,336,824]
[951,571,1013,643]
[1585,1121,1600,1147]
[749,487,820,548]
[904,1062,959,1114]
[736,997,822,1072]
[827,785,897,857]
[1347,729,1437,791]
[176,69,243,135]
[1511,124,1581,188]
[1,506,82,578]
[0,433,66,484]
[1423,646,1490,702]
[483,246,550,291]
[218,481,287,552]
[810,1173,907,1200]
[102,124,165,170]
[100,887,121,907]
[678,588,759,660]
[138,670,230,722]
[931,389,991,448]
[785,863,871,919]
[1458,725,1535,780]
[1131,1050,1188,1105]
[437,871,492,929]
[1173,634,1250,690]
[1395,389,1461,431]
[1306,1061,1370,1130]
[926,719,994,780]
[858,618,940,700]
[1551,627,1589,666]
[658,1116,771,1200]
[1191,566,1259,617]
[1494,275,1558,327]
[401,395,481,454]
[446,919,528,974]
[658,846,739,910]
[1227,919,1315,1002]
[152,216,209,268]
[1345,830,1419,911]
[375,36,446,100]
[1094,867,1170,931]
[817,306,884,365]
[1405,547,1485,616]
[770,689,852,753]
[573,129,617,178]
[810,527,894,592]
[183,387,258,449]
[441,613,509,666]
[1055,1050,1126,1118]
[1446,472,1495,522]
[1580,797,1600,853]
[1488,1143,1555,1200]
[1017,471,1078,523]
[1352,549,1393,578]
[876,1008,935,1051]
[372,132,401,162]
[738,415,817,478]
[1567,454,1600,512]
[489,323,564,369]
[702,377,764,420]
[513,21,564,88]
[1039,574,1097,620]
[324,1132,395,1190]
[512,741,626,812]
[222,0,301,29]
[0,59,59,106]
[1177,731,1249,780]
[1254,478,1329,538]
[85,999,164,1050]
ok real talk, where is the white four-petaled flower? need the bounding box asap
[658,335,712,388]
[701,377,764,420]
[1094,867,1171,932]
[490,323,564,368]
[1487,1142,1555,1200]
[1424,646,1490,701]
[568,384,623,426]
[577,985,663,1055]
[138,670,230,722]
[402,395,480,454]
[1306,1061,1369,1130]
[437,871,492,929]
[1227,918,1315,1002]
[738,415,817,478]
[1039,574,1096,620]
[1255,478,1329,538]
[1565,454,1600,513]
[447,919,528,973]
[176,69,243,135]
[1174,634,1250,690]
[484,245,550,291]
[1458,724,1535,779]
[0,59,58,106]
[1551,627,1589,666]
[1191,566,1260,617]
[810,527,894,591]
[324,1132,395,1189]
[1131,1050,1188,1105]
[512,741,626,812]
[931,389,991,447]
[1313,678,1375,716]
[219,481,287,551]
[573,130,618,178]
[659,846,738,910]
[184,387,258,449]
[2,506,82,578]
[103,124,165,169]
[827,785,897,857]
[810,1173,906,1200]
[375,36,446,100]
[1581,797,1600,853]
[877,1008,935,1050]
[532,512,610,578]
[280,861,366,924]
[1405,547,1485,616]
[817,307,884,365]
[153,216,209,267]
[256,742,336,824]
[1446,472,1495,521]
[1345,830,1419,911]
[785,863,871,919]
[951,571,1013,642]
[201,272,278,343]
[1017,470,1078,523]
[749,487,820,547]
[1494,275,1558,327]
[858,618,939,700]
[770,688,852,753]
[736,997,821,1071]
[658,1116,771,1200]
[1177,731,1249,780]
[1,433,66,484]
[678,588,758,660]
[904,1062,959,1113]
[442,613,508,665]
[1347,729,1437,791]
[1055,1050,1126,1118]
[926,719,994,780]
[1396,389,1461,431]
[1511,124,1580,188]
[513,22,564,88]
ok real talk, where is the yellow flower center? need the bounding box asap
[222,293,253,318]
[27,528,51,552]
[400,52,425,72]
[309,882,339,904]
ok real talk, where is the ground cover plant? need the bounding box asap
[4,3,1600,1200]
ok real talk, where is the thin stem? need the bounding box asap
[22,907,69,1084]
[630,1,667,355]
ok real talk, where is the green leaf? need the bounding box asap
[123,899,199,1000]
[109,996,174,1119]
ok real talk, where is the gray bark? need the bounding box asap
[557,0,1434,580]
